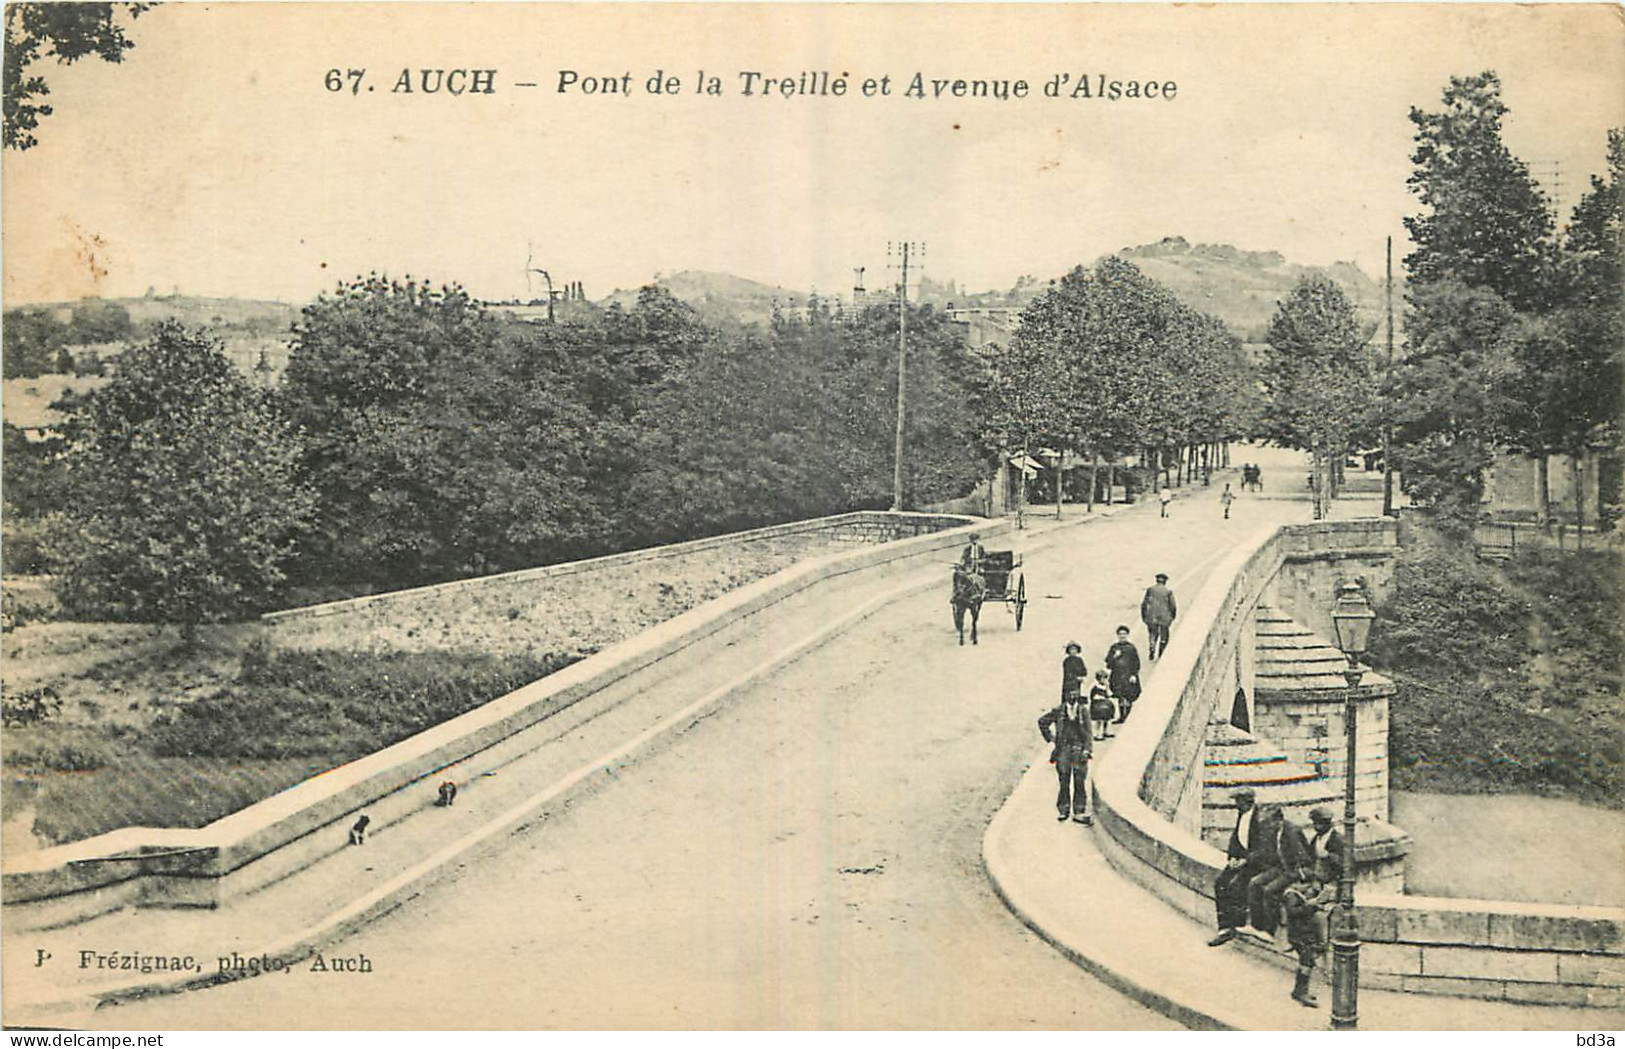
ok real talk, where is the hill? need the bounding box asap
[19,294,298,336]
[602,242,1392,341]
[600,270,812,327]
[1116,237,1391,341]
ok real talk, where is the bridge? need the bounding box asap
[5,447,1621,1029]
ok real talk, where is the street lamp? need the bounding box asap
[1329,579,1375,1030]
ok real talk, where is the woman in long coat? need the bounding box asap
[1104,624,1142,721]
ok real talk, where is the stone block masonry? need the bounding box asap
[4,512,994,928]
[1090,517,1625,1007]
[265,512,971,658]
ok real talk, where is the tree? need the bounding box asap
[1564,128,1624,307]
[1516,129,1625,530]
[280,276,719,586]
[1259,276,1378,518]
[2,307,67,378]
[53,323,314,627]
[4,3,153,151]
[980,303,1069,522]
[1404,72,1556,312]
[622,297,985,538]
[68,299,133,343]
[1390,281,1522,525]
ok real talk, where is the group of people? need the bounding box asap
[1240,463,1265,491]
[1039,626,1143,824]
[1210,788,1346,1009]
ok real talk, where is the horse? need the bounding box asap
[951,566,987,646]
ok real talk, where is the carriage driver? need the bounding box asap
[959,532,986,571]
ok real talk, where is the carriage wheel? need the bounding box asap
[1014,574,1027,631]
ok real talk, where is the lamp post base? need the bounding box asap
[1330,922,1360,1030]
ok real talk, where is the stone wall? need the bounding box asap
[265,511,973,657]
[1264,518,1397,642]
[1139,526,1284,834]
[5,513,996,925]
[1250,686,1391,822]
[1091,516,1625,1007]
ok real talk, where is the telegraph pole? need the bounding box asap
[890,242,922,512]
[1382,236,1395,517]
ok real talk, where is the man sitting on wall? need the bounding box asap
[1246,803,1306,938]
[1303,806,1345,884]
[1208,787,1258,946]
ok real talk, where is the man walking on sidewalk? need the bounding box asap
[1039,692,1093,824]
[1141,573,1177,661]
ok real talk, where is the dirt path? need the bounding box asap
[98,459,1312,1030]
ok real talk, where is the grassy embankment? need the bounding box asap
[1371,524,1622,807]
[2,628,572,845]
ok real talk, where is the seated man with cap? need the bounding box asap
[1208,787,1259,946]
[1303,806,1345,885]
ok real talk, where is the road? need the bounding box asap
[102,453,1312,1029]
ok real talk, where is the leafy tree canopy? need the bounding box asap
[4,2,152,151]
[53,322,313,625]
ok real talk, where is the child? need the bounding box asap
[1283,871,1335,1008]
[1158,485,1174,518]
[1061,641,1087,701]
[348,813,371,845]
[1088,669,1116,740]
[1220,483,1235,519]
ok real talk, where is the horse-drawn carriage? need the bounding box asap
[951,548,1027,644]
[978,550,1027,631]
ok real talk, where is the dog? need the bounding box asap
[348,814,371,845]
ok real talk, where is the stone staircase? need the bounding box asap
[1200,719,1342,848]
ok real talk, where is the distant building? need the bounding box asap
[1484,448,1622,527]
[945,306,1021,353]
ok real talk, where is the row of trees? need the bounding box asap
[3,301,131,378]
[10,279,990,625]
[1243,73,1622,530]
[1394,73,1622,528]
[978,255,1257,509]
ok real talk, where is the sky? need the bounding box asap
[3,3,1622,307]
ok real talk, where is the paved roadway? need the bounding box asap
[103,452,1313,1029]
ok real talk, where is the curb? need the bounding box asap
[981,758,1243,1032]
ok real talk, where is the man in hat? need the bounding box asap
[1246,803,1307,937]
[1208,787,1259,946]
[1303,806,1345,885]
[1038,691,1093,824]
[1281,806,1343,1009]
[1141,573,1177,661]
[959,532,986,572]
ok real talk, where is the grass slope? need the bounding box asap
[3,635,571,845]
[1371,525,1623,807]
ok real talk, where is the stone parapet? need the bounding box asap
[4,514,1000,926]
[1091,517,1625,1007]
